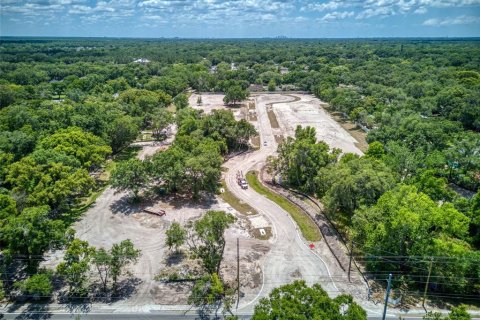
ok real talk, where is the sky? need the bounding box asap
[1,0,480,38]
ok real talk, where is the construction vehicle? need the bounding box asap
[236,170,248,189]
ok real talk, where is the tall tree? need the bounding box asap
[108,115,139,153]
[252,281,367,320]
[223,85,248,106]
[1,206,65,268]
[166,222,187,252]
[37,126,111,169]
[109,239,141,292]
[110,158,149,200]
[57,239,94,295]
[186,210,235,274]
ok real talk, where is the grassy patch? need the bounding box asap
[246,171,321,242]
[267,108,280,129]
[219,180,257,215]
[114,145,142,162]
[137,132,153,142]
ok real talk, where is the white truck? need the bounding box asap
[236,171,248,189]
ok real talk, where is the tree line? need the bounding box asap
[268,125,480,297]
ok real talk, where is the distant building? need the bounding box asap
[133,58,150,64]
[280,67,289,74]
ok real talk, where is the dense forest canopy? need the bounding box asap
[0,38,479,303]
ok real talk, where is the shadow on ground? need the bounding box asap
[13,304,52,320]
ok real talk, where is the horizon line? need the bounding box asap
[1,35,480,40]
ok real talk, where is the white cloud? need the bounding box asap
[2,0,480,31]
[414,6,428,13]
[321,10,355,21]
[302,1,350,12]
[356,6,396,19]
[423,14,480,25]
[418,0,480,7]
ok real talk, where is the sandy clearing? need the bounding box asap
[189,93,250,121]
[71,187,267,306]
[271,94,364,155]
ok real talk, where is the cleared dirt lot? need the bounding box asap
[72,188,268,306]
[268,94,364,155]
[189,93,251,121]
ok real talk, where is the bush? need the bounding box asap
[15,272,53,300]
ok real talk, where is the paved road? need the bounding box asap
[225,94,341,313]
[2,311,477,320]
[0,312,251,319]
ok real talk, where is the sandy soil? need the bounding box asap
[70,187,268,306]
[270,94,364,155]
[134,124,177,160]
[189,93,251,121]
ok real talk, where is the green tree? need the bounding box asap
[37,127,111,168]
[0,194,17,219]
[57,238,94,295]
[447,305,472,320]
[470,191,480,247]
[174,93,189,110]
[166,222,187,252]
[119,88,172,114]
[413,170,452,201]
[272,126,339,194]
[92,248,112,293]
[183,145,223,199]
[365,141,385,159]
[109,239,141,292]
[267,79,276,92]
[187,210,235,274]
[423,311,443,320]
[150,145,188,193]
[108,115,139,153]
[353,185,475,293]
[423,305,472,320]
[110,158,149,200]
[14,271,53,300]
[188,273,235,317]
[151,109,173,141]
[223,85,248,106]
[92,239,140,294]
[252,280,367,320]
[6,156,95,209]
[316,156,396,217]
[1,206,65,268]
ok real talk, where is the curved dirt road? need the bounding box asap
[225,94,340,311]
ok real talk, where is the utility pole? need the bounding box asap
[236,237,240,309]
[348,239,353,282]
[382,273,393,320]
[422,257,434,309]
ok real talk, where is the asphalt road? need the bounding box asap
[2,311,477,320]
[225,94,341,313]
